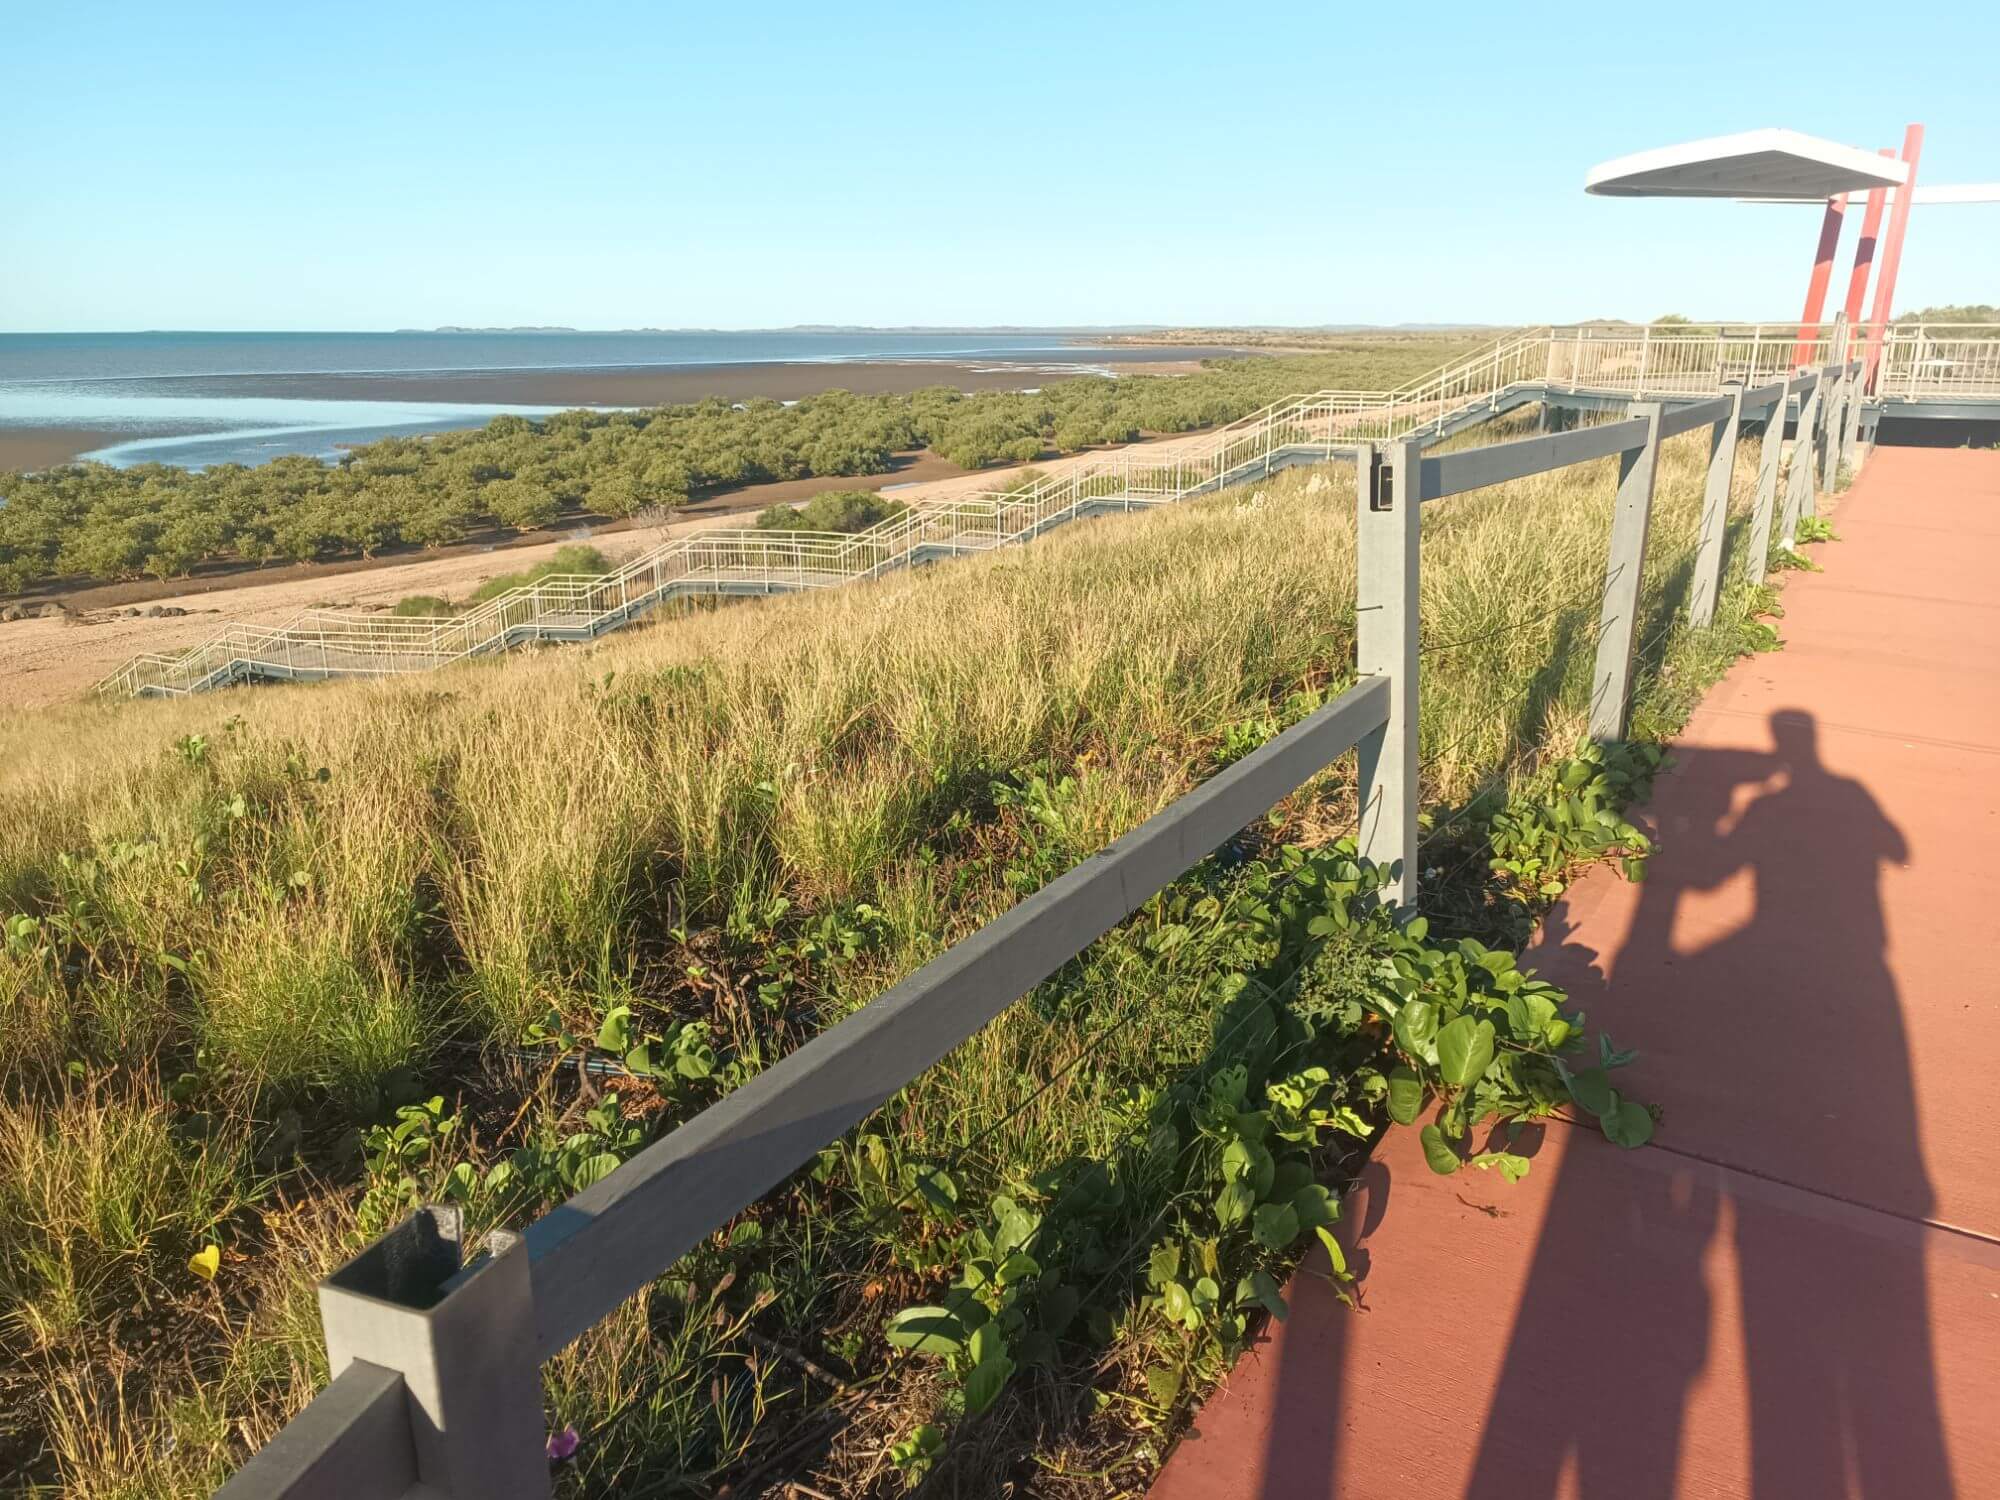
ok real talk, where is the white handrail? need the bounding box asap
[94,323,2000,699]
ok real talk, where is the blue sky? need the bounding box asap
[5,1,1994,331]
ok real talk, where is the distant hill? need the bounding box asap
[392,322,1510,337]
[1895,305,2000,325]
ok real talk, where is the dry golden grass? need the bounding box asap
[0,424,1780,1495]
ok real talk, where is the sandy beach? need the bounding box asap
[0,422,1250,710]
[0,426,171,471]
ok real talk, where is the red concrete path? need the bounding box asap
[1154,447,2000,1500]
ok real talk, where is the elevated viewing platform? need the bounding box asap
[14,41,2000,1496]
[177,292,1998,1497]
[1156,443,2000,1499]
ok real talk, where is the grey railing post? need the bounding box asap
[1823,316,1852,490]
[1354,440,1420,906]
[1814,370,1837,513]
[1589,403,1663,742]
[1840,359,1864,474]
[1820,371,1846,495]
[316,1207,551,1500]
[1780,378,1821,542]
[1689,384,1744,628]
[1746,379,1790,586]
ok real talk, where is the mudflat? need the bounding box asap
[0,356,1218,471]
[0,427,159,471]
[76,357,1225,408]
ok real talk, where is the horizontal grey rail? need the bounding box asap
[215,1362,415,1500]
[1657,393,1737,441]
[1738,378,1791,415]
[224,674,1392,1499]
[1415,364,1844,506]
[521,672,1392,1355]
[1417,416,1651,502]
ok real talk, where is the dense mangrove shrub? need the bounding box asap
[0,339,1477,594]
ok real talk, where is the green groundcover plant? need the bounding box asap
[0,434,1790,1495]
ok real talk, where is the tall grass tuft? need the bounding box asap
[0,1082,258,1352]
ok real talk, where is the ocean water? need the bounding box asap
[0,330,1203,469]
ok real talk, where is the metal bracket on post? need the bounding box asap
[1354,441,1419,908]
[1746,379,1790,586]
[1780,378,1821,542]
[1589,403,1663,742]
[1689,384,1743,628]
[318,1206,551,1500]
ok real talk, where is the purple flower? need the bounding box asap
[546,1425,580,1462]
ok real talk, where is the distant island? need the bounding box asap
[394,322,1506,337]
[402,324,1175,336]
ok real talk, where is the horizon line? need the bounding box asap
[0,321,1517,337]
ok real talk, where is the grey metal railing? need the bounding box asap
[212,354,1862,1499]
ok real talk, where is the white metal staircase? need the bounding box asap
[94,321,1999,698]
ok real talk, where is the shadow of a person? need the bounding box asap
[1459,710,1953,1498]
[1676,711,1951,1498]
[1455,900,1725,1500]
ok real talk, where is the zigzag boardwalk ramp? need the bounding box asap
[1152,446,2000,1499]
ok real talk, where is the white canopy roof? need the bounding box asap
[1585,129,1908,201]
[1912,183,2000,205]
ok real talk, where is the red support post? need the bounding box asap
[1863,123,1925,392]
[1841,149,1896,324]
[1793,193,1847,368]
